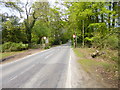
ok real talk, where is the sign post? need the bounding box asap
[43,36,46,48]
[73,34,76,48]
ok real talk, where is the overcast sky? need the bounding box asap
[0,0,59,22]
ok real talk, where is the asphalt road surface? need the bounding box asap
[0,43,71,88]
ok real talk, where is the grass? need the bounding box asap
[78,59,117,73]
[73,48,118,87]
[0,50,26,59]
[73,48,85,57]
[0,44,25,59]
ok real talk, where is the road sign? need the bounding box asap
[46,38,49,44]
[43,36,46,40]
[73,34,76,38]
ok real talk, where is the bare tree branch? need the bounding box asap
[25,1,29,20]
[29,7,32,15]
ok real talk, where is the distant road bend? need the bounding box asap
[0,43,71,88]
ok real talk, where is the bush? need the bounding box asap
[104,35,118,49]
[45,46,51,49]
[31,44,41,49]
[91,34,118,49]
[2,42,28,52]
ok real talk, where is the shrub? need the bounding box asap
[31,43,41,49]
[104,35,118,49]
[2,42,28,52]
[0,44,2,52]
[45,46,51,49]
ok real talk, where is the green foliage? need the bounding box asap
[1,1,119,50]
[2,42,28,52]
[88,23,107,35]
[30,43,41,49]
[33,20,51,38]
[65,2,118,49]
[104,35,118,49]
[85,37,94,42]
[45,46,51,49]
[32,20,51,44]
[2,20,27,43]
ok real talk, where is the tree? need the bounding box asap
[0,1,25,44]
[32,20,51,44]
[24,1,52,48]
[1,1,119,50]
[63,2,118,48]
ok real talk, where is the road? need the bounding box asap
[0,43,71,88]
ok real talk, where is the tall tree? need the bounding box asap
[23,1,51,47]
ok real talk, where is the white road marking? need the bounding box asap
[20,64,35,75]
[44,53,53,59]
[21,65,46,88]
[66,49,72,88]
[10,75,18,81]
[10,64,35,81]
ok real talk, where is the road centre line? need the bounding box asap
[10,64,35,81]
[44,53,53,59]
[10,75,18,81]
[20,64,35,75]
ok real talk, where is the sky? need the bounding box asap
[0,0,56,14]
[0,0,61,31]
[0,0,119,29]
[1,0,119,17]
[0,0,58,23]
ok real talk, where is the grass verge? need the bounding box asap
[73,48,118,88]
[0,50,27,59]
[0,48,43,64]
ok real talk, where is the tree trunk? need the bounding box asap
[95,8,99,23]
[118,2,120,27]
[112,2,117,27]
[82,20,84,47]
[101,14,104,22]
[37,37,42,44]
[108,15,111,30]
[27,28,32,48]
[108,2,112,30]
